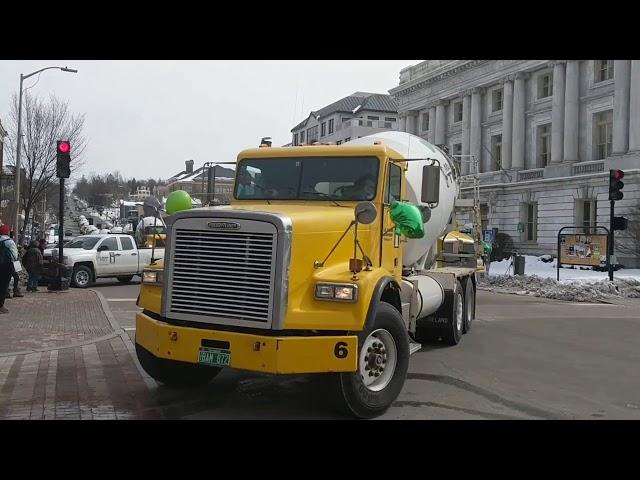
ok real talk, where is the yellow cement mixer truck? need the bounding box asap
[135,131,479,418]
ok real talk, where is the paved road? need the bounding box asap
[87,282,640,419]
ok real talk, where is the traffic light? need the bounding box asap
[609,169,624,201]
[612,216,628,231]
[56,140,71,178]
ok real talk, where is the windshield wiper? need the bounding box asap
[302,191,343,207]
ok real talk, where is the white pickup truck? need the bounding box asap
[44,234,165,288]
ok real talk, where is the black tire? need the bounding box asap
[136,343,221,388]
[72,265,93,288]
[117,275,134,283]
[442,280,464,346]
[333,302,409,419]
[462,278,475,334]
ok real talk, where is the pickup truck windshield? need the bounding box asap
[234,156,379,201]
[66,237,100,250]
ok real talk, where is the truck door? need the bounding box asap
[116,235,139,274]
[95,236,121,276]
[381,161,403,277]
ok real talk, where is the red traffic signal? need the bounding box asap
[609,169,625,201]
[57,141,71,154]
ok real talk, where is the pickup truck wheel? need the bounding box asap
[72,265,93,288]
[117,276,134,283]
[332,302,409,419]
[136,344,221,388]
[442,280,464,345]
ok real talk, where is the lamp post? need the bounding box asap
[13,66,78,243]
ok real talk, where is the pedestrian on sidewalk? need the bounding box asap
[38,238,47,254]
[0,225,19,314]
[6,231,24,299]
[23,240,44,292]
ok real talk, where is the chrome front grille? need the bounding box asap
[168,223,277,325]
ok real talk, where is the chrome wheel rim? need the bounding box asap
[456,292,463,333]
[76,270,89,286]
[359,328,397,392]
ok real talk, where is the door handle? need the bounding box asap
[114,253,122,256]
[131,253,137,256]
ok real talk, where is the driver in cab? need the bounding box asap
[337,174,376,200]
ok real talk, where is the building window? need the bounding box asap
[336,140,342,145]
[421,112,429,132]
[452,143,462,172]
[594,60,614,83]
[576,199,597,235]
[293,133,298,146]
[384,117,397,122]
[384,122,392,128]
[453,101,463,123]
[524,202,538,242]
[490,134,502,169]
[344,137,351,143]
[367,116,379,120]
[307,126,318,144]
[594,110,613,160]
[328,119,334,134]
[321,122,326,137]
[537,124,551,167]
[538,74,553,99]
[300,130,305,143]
[491,89,503,113]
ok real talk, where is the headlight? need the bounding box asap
[315,283,358,302]
[142,269,164,285]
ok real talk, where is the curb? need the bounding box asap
[90,289,158,390]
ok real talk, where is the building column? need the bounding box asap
[461,93,471,174]
[563,60,580,162]
[501,77,514,170]
[428,106,436,144]
[512,72,528,170]
[435,101,448,145]
[470,88,483,173]
[551,61,566,163]
[630,60,640,151]
[399,115,407,133]
[613,60,631,154]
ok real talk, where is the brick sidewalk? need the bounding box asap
[0,289,169,420]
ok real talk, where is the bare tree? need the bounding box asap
[4,92,87,242]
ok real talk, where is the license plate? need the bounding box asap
[198,347,231,367]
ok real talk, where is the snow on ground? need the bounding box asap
[478,255,640,302]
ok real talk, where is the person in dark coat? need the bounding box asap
[23,240,44,292]
[39,239,47,254]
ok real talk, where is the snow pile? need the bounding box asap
[478,254,640,302]
[479,274,640,302]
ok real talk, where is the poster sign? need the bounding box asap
[559,233,607,267]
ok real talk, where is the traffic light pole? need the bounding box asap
[59,177,64,268]
[609,199,614,282]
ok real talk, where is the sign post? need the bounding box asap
[557,226,610,281]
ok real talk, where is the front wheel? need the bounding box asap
[333,302,409,419]
[72,265,93,288]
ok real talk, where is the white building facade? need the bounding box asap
[390,60,640,267]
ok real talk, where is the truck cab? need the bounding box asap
[135,132,478,418]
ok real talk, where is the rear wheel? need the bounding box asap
[442,280,464,346]
[462,278,475,334]
[332,302,409,419]
[136,344,221,388]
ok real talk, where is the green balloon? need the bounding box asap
[166,190,193,215]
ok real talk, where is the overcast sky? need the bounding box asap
[0,60,419,181]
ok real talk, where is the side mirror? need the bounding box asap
[421,165,440,204]
[355,201,377,225]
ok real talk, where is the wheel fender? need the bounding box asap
[361,276,401,334]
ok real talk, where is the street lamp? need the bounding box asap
[13,65,78,242]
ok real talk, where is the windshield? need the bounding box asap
[234,156,379,201]
[65,237,100,250]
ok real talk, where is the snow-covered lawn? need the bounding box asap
[479,255,640,301]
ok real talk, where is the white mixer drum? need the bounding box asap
[348,132,459,267]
